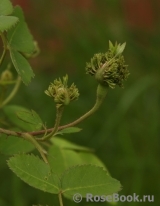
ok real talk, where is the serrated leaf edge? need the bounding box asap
[60,164,122,193]
[10,50,35,85]
[0,15,19,32]
[7,154,60,192]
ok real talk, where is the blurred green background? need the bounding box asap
[0,0,160,205]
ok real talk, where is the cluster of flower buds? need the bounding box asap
[45,41,129,107]
[86,41,129,89]
[45,75,79,107]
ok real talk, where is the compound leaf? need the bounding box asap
[61,165,121,198]
[7,154,60,194]
[0,0,13,15]
[10,50,34,85]
[0,16,19,32]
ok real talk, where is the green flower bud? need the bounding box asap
[0,70,13,81]
[86,41,130,89]
[45,75,79,107]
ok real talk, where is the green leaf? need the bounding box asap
[0,0,13,15]
[10,50,34,85]
[7,6,36,54]
[79,152,108,172]
[7,154,60,193]
[7,154,121,199]
[52,137,92,151]
[56,127,82,135]
[0,16,19,32]
[0,133,34,155]
[48,145,108,175]
[61,165,121,198]
[3,105,36,131]
[48,145,83,175]
[17,110,43,131]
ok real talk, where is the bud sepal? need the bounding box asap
[45,75,79,107]
[86,41,129,89]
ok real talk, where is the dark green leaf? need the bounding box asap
[3,105,36,131]
[0,133,34,155]
[17,110,43,130]
[7,154,60,193]
[61,165,121,198]
[0,16,19,32]
[10,50,34,85]
[7,6,36,54]
[0,0,13,15]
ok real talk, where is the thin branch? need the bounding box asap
[39,105,64,141]
[0,33,7,66]
[0,90,104,137]
[23,133,48,163]
[0,85,108,142]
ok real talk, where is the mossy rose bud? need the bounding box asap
[86,41,129,89]
[45,75,79,107]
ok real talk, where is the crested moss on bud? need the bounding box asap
[45,75,79,107]
[86,41,129,89]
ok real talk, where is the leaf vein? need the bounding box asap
[12,165,59,190]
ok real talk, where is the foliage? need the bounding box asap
[0,0,131,205]
[17,1,160,206]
